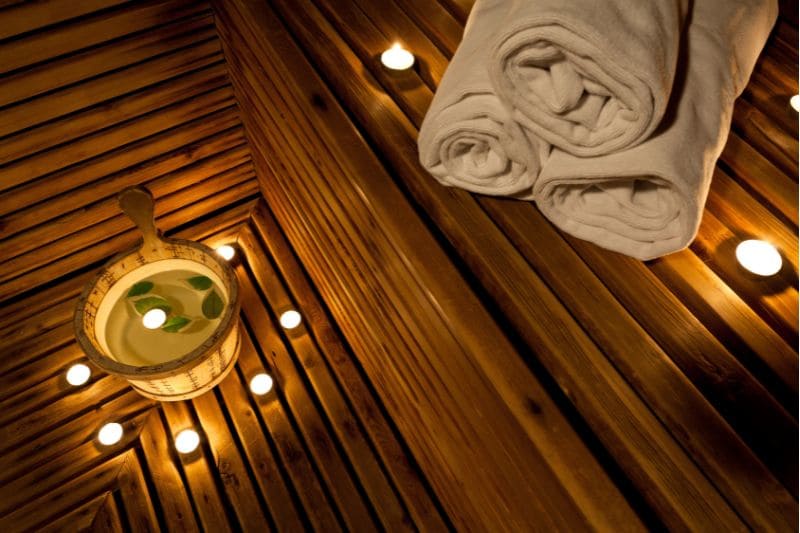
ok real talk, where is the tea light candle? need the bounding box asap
[98,422,123,445]
[250,373,273,395]
[216,244,236,261]
[175,429,200,454]
[142,308,167,329]
[279,310,302,330]
[66,363,91,386]
[735,239,782,276]
[381,43,415,70]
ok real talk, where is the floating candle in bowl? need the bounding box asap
[74,186,241,401]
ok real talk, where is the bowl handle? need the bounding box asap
[118,186,164,256]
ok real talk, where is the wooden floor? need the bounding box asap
[0,0,797,530]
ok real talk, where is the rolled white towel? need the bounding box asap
[489,0,688,156]
[534,0,778,260]
[418,0,549,198]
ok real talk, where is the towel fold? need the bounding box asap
[534,0,778,260]
[418,0,548,198]
[489,0,687,156]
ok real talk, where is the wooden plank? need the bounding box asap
[720,131,798,226]
[191,389,271,530]
[247,208,450,531]
[40,493,109,533]
[0,344,84,403]
[2,154,251,262]
[160,401,234,533]
[0,179,258,303]
[138,409,200,533]
[237,272,379,530]
[0,63,229,166]
[233,329,344,532]
[0,83,236,193]
[731,97,798,180]
[0,413,147,515]
[0,0,132,40]
[249,0,746,528]
[215,368,306,532]
[0,163,253,283]
[0,0,209,75]
[0,322,75,375]
[117,450,160,533]
[0,127,245,235]
[0,391,151,486]
[238,229,413,532]
[651,250,798,402]
[484,199,797,527]
[0,298,75,353]
[90,493,125,533]
[0,453,130,532]
[0,40,223,140]
[0,375,130,455]
[693,209,798,343]
[0,14,216,110]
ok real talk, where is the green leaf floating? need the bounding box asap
[127,281,153,297]
[202,290,224,319]
[134,296,171,315]
[187,275,213,290]
[162,316,191,333]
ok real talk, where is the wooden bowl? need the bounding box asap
[73,187,241,401]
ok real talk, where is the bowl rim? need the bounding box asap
[73,236,240,379]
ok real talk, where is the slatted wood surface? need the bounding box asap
[0,0,797,530]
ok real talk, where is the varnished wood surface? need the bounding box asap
[0,0,797,530]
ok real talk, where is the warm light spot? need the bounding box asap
[216,244,236,261]
[175,429,200,454]
[250,373,274,396]
[735,240,782,276]
[66,363,91,386]
[98,422,123,446]
[791,95,800,112]
[381,43,415,70]
[142,308,167,329]
[279,310,302,330]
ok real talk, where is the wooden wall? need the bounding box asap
[0,0,797,530]
[0,0,259,302]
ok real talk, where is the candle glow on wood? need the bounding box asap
[735,239,782,276]
[381,43,415,70]
[175,429,200,454]
[98,422,123,445]
[66,363,91,386]
[250,373,274,395]
[279,310,302,329]
[216,244,236,261]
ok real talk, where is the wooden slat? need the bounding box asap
[138,410,200,533]
[161,402,234,533]
[215,368,306,532]
[191,390,271,530]
[90,493,125,533]
[117,449,160,533]
[234,329,346,532]
[0,0,209,75]
[0,0,132,40]
[41,493,109,533]
[247,208,451,531]
[0,14,216,110]
[0,453,130,532]
[0,39,223,141]
[0,127,245,234]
